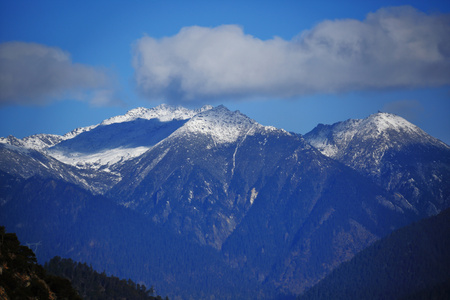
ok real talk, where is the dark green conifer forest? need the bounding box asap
[0,226,166,300]
[297,208,450,300]
[45,256,167,300]
[0,226,81,299]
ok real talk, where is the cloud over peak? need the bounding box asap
[0,42,118,106]
[133,6,450,104]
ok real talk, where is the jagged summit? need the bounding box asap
[0,135,23,148]
[0,133,64,151]
[101,104,213,126]
[63,124,98,140]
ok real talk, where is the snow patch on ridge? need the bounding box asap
[50,146,151,170]
[250,188,258,205]
[21,134,64,150]
[0,143,32,154]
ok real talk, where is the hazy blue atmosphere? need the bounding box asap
[1,0,449,143]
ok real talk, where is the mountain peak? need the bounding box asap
[361,112,423,136]
[305,112,448,159]
[174,105,261,144]
[304,111,450,183]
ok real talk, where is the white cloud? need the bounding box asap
[133,6,450,103]
[0,41,118,106]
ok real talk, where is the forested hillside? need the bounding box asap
[0,226,167,300]
[298,208,450,300]
[0,226,81,300]
[45,256,166,300]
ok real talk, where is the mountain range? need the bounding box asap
[1,104,449,299]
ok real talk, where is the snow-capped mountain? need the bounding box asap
[173,105,266,144]
[48,104,214,169]
[304,112,450,217]
[0,104,214,170]
[304,112,448,170]
[49,104,216,169]
[1,105,449,298]
[108,105,295,249]
[105,105,419,295]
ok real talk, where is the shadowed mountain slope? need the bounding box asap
[298,208,450,300]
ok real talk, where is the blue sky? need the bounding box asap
[1,0,449,143]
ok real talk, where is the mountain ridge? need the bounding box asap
[1,104,449,299]
[305,112,449,160]
[304,111,450,219]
